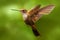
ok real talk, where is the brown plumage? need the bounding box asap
[12,4,55,36]
[20,4,55,36]
[24,16,40,36]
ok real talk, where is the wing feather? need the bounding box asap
[39,5,55,15]
[32,5,55,22]
[27,5,41,16]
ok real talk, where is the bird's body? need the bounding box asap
[12,4,55,36]
[21,7,41,36]
[23,13,40,36]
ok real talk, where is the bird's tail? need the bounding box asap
[31,25,40,36]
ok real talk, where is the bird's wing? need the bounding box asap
[27,5,41,16]
[32,5,55,22]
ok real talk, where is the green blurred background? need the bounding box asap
[0,0,60,40]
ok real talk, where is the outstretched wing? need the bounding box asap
[32,5,55,22]
[27,5,41,16]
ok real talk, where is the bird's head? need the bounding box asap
[20,9,27,14]
[11,9,27,14]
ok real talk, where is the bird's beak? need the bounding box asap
[11,9,21,12]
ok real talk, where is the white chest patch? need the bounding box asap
[23,14,27,20]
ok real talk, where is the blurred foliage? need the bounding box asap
[0,0,60,40]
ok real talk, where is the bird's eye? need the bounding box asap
[22,10,27,13]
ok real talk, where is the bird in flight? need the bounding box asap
[12,4,55,36]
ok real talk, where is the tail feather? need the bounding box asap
[31,25,40,36]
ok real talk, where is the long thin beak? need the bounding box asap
[11,9,20,11]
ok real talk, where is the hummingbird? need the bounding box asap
[12,4,55,36]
